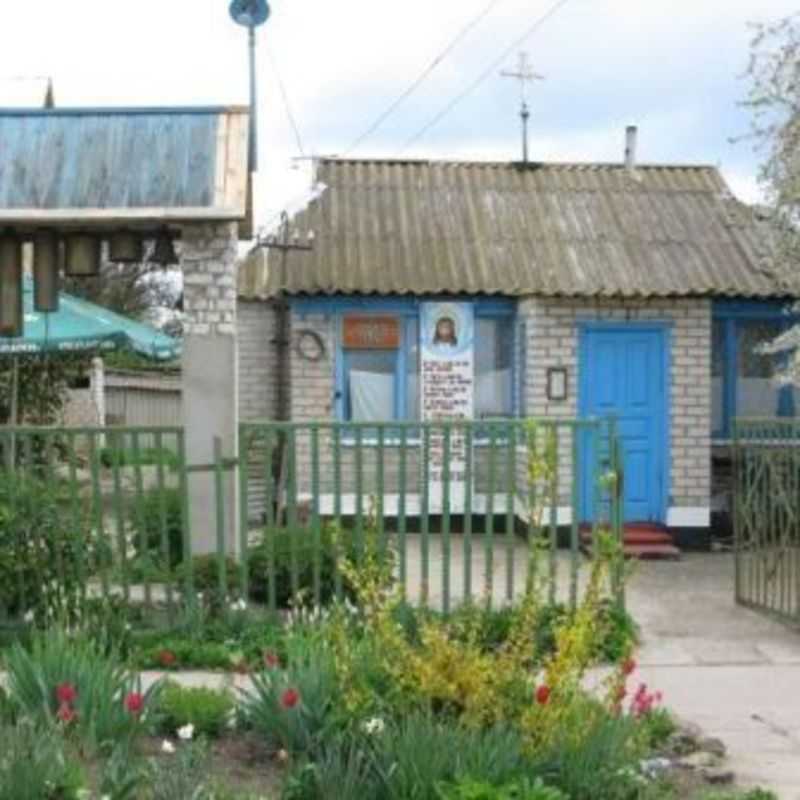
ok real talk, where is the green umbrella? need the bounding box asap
[0,276,181,360]
[2,278,181,457]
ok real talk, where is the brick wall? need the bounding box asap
[519,297,712,518]
[238,300,281,422]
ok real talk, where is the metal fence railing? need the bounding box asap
[733,418,800,626]
[0,417,624,628]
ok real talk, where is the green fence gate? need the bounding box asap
[734,418,800,625]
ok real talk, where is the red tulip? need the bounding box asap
[55,682,77,705]
[281,688,300,709]
[56,702,77,724]
[157,649,177,668]
[124,692,145,716]
[535,685,551,706]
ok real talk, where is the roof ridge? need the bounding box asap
[319,157,718,171]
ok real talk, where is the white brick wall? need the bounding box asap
[519,296,712,513]
[238,300,282,421]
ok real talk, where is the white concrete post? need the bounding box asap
[180,221,240,556]
[90,357,106,426]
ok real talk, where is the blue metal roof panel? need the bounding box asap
[0,106,250,223]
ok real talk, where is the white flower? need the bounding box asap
[362,717,385,735]
[161,740,176,754]
[177,723,195,741]
[230,598,247,612]
[23,610,34,624]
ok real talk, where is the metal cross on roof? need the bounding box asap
[500,52,544,164]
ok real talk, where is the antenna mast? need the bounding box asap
[500,52,544,164]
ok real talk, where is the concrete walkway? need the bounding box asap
[627,554,800,798]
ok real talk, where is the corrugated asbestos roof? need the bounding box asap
[239,158,785,300]
[0,106,251,230]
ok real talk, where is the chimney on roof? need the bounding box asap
[625,125,638,171]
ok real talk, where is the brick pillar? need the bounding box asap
[180,221,239,555]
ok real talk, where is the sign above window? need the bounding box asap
[342,316,400,350]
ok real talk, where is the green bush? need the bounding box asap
[157,681,235,738]
[134,638,235,671]
[0,472,90,623]
[129,487,184,568]
[247,525,361,609]
[639,708,677,750]
[98,445,179,471]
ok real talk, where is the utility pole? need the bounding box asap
[501,52,544,165]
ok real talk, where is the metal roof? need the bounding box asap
[239,158,784,300]
[0,106,251,230]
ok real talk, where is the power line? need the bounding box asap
[343,0,506,156]
[266,44,307,158]
[400,0,571,153]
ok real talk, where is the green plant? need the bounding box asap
[0,719,86,800]
[157,681,235,739]
[239,638,341,756]
[532,698,645,800]
[281,737,379,800]
[144,739,212,800]
[3,629,158,754]
[0,471,91,624]
[129,487,184,569]
[437,777,567,800]
[366,715,532,800]
[639,707,677,750]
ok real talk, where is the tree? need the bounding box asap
[63,241,181,322]
[741,14,800,379]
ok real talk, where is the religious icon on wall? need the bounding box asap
[433,316,458,347]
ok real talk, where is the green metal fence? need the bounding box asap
[733,418,800,625]
[0,417,624,628]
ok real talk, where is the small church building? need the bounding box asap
[236,132,794,543]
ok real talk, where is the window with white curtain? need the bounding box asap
[474,316,514,418]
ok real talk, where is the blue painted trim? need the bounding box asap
[327,297,517,422]
[578,322,670,524]
[713,299,796,320]
[291,296,515,317]
[713,304,799,439]
[0,106,244,117]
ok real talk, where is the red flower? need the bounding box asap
[124,692,145,716]
[622,657,637,676]
[264,651,281,669]
[280,688,300,709]
[55,682,78,705]
[56,702,77,724]
[157,649,177,668]
[535,685,551,706]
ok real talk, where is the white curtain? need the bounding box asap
[350,370,394,421]
[476,368,512,417]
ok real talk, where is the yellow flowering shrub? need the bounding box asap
[329,421,627,743]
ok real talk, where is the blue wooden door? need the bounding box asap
[579,326,667,523]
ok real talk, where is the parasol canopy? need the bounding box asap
[0,277,181,361]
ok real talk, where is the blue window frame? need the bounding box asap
[291,297,516,423]
[713,300,797,439]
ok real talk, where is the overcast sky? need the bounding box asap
[2,0,797,234]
